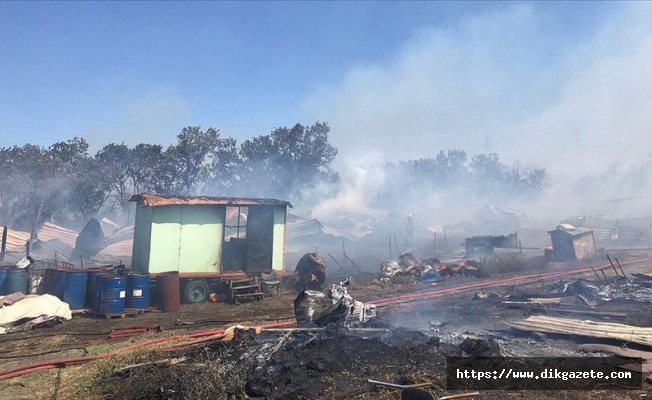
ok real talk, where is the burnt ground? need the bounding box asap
[2,253,652,399]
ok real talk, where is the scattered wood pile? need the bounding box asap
[508,315,652,347]
[380,254,486,284]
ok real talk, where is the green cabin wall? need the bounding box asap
[178,205,224,273]
[131,203,153,272]
[146,205,224,274]
[272,205,286,271]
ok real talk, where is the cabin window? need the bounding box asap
[225,206,248,239]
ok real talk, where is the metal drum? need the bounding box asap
[4,268,29,295]
[86,270,108,309]
[43,268,54,295]
[50,269,67,300]
[63,270,88,310]
[126,273,151,310]
[0,267,8,295]
[156,271,180,312]
[95,275,127,314]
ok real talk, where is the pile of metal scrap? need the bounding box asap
[294,278,376,327]
[380,254,486,284]
[497,267,652,321]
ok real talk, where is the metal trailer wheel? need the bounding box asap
[183,279,210,303]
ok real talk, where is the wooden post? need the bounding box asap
[0,226,6,261]
[433,232,437,256]
[26,240,30,257]
[393,233,400,256]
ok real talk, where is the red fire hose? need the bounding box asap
[1,258,649,382]
[0,319,297,382]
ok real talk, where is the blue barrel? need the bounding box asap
[49,269,66,300]
[4,268,29,295]
[95,275,126,314]
[126,273,151,310]
[86,270,107,309]
[43,268,54,295]
[0,267,8,295]
[63,270,88,310]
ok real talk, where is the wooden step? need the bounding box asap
[231,284,260,291]
[233,292,264,304]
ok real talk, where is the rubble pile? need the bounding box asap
[294,252,327,290]
[380,253,487,284]
[294,278,376,327]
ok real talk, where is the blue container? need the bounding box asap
[4,268,29,295]
[86,270,107,309]
[0,267,8,295]
[126,273,151,310]
[43,269,54,295]
[63,270,88,310]
[50,269,66,300]
[95,275,126,314]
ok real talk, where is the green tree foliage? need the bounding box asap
[238,122,338,198]
[0,138,108,233]
[157,127,240,195]
[0,120,548,233]
[379,151,547,208]
[96,143,132,212]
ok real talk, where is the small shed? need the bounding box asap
[129,194,291,275]
[465,233,519,259]
[548,227,596,261]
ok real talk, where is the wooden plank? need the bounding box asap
[579,343,652,373]
[231,285,260,290]
[503,303,627,319]
[508,316,652,347]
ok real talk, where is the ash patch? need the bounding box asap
[243,328,453,399]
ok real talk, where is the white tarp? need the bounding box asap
[0,293,72,334]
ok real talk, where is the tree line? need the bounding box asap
[0,122,547,233]
[0,122,337,233]
[377,149,547,210]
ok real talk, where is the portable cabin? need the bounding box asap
[129,194,291,302]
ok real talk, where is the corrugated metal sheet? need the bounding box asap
[129,193,292,208]
[2,222,79,252]
[38,222,79,247]
[3,228,30,252]
[96,239,133,258]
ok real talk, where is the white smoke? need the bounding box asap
[303,3,652,227]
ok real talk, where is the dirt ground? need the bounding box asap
[2,253,652,399]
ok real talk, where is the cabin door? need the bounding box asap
[246,206,274,272]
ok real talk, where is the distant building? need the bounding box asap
[548,227,596,261]
[465,233,519,259]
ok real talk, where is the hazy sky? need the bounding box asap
[1,1,650,182]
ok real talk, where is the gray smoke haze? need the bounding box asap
[303,3,652,230]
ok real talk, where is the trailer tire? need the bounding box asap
[183,280,210,303]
